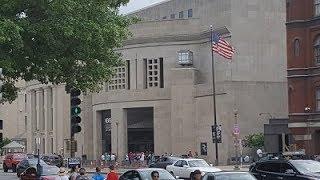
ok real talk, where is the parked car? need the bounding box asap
[202,171,257,180]
[149,156,180,169]
[250,159,320,180]
[19,166,59,180]
[120,168,177,180]
[3,153,27,172]
[40,154,63,167]
[16,158,48,177]
[166,158,221,179]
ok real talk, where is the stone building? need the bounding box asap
[287,0,320,155]
[0,0,288,164]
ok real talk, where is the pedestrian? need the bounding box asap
[140,152,145,167]
[69,166,79,180]
[128,152,133,165]
[92,167,105,180]
[192,170,202,180]
[75,168,90,180]
[106,165,119,180]
[57,167,69,180]
[188,150,193,158]
[194,151,199,158]
[111,153,116,162]
[151,171,159,180]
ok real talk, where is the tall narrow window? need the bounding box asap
[0,133,3,143]
[316,89,320,111]
[179,11,184,18]
[294,39,300,56]
[314,37,320,64]
[315,0,320,16]
[0,120,3,130]
[126,60,130,90]
[160,58,164,88]
[188,9,193,18]
[170,14,175,19]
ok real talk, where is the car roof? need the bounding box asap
[136,168,166,171]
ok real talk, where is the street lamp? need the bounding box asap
[36,137,42,178]
[233,109,240,170]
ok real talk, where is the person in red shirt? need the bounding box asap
[106,165,118,180]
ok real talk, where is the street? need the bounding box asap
[0,170,18,180]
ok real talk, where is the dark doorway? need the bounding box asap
[127,107,154,153]
[314,130,320,155]
[101,110,111,154]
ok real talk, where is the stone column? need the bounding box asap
[170,68,197,155]
[44,87,52,154]
[93,111,102,159]
[52,86,57,154]
[26,91,35,153]
[111,108,127,161]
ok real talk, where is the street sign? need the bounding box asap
[211,125,222,143]
[233,124,240,135]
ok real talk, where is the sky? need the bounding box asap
[119,0,167,14]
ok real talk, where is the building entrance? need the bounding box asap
[127,107,154,153]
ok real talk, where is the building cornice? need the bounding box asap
[286,16,320,28]
[287,65,320,78]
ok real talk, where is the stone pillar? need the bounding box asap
[27,91,35,153]
[93,111,102,160]
[52,86,57,154]
[44,87,53,154]
[170,68,197,155]
[111,108,127,161]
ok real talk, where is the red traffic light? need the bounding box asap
[70,89,81,97]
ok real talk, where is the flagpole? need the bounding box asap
[210,25,219,166]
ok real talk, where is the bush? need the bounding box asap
[243,133,264,149]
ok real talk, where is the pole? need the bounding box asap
[116,122,119,159]
[210,25,219,165]
[70,93,75,158]
[234,110,240,170]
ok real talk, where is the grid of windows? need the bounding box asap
[315,0,320,16]
[179,11,184,18]
[147,59,160,88]
[188,9,193,18]
[107,66,127,91]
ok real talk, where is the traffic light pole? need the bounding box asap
[70,94,75,158]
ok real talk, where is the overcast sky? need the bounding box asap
[119,0,167,14]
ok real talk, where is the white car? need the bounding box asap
[166,158,221,179]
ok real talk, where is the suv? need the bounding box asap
[250,159,320,180]
[3,153,27,172]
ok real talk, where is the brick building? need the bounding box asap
[287,0,320,155]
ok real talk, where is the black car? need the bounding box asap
[203,171,257,180]
[250,159,320,180]
[149,156,180,169]
[40,154,63,167]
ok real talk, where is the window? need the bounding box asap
[179,11,184,18]
[170,14,175,19]
[314,36,320,64]
[257,162,281,173]
[188,9,193,18]
[174,160,183,167]
[145,58,164,88]
[181,160,188,166]
[315,0,320,16]
[162,16,167,19]
[0,120,3,130]
[294,39,300,56]
[316,89,320,111]
[107,64,128,91]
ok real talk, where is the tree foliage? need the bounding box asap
[0,138,11,150]
[243,133,264,149]
[0,0,135,102]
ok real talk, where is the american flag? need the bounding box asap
[212,33,235,59]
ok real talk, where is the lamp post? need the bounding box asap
[233,109,240,170]
[116,122,119,159]
[304,107,311,154]
[36,137,42,179]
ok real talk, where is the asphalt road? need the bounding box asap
[0,170,18,180]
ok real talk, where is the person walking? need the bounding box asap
[151,171,159,180]
[140,152,145,167]
[92,167,105,180]
[57,168,69,180]
[106,165,119,180]
[69,166,79,180]
[192,170,202,180]
[75,168,90,180]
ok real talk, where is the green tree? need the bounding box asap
[0,138,11,150]
[243,133,264,149]
[0,0,136,102]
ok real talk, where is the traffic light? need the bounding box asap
[70,89,81,136]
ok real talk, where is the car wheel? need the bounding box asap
[3,164,8,172]
[12,165,16,172]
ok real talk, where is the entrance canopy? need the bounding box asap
[2,141,25,154]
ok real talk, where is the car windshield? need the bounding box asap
[28,159,47,166]
[139,170,176,180]
[290,160,320,174]
[189,160,210,167]
[41,166,59,176]
[212,173,256,180]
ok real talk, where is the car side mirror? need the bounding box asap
[183,165,189,168]
[285,169,296,175]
